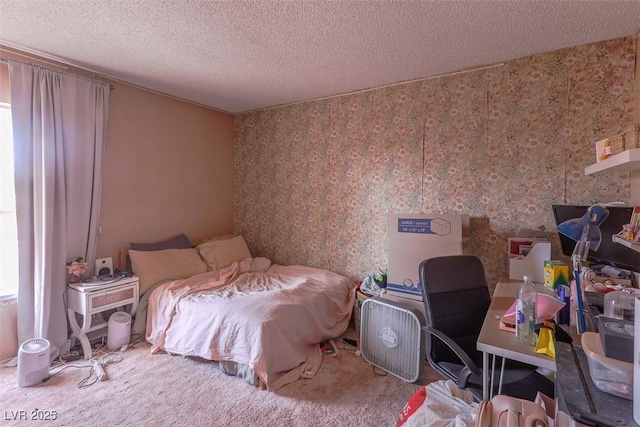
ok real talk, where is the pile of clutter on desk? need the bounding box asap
[519,259,637,401]
[578,268,637,401]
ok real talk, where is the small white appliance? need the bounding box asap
[94,257,114,276]
[360,297,425,382]
[17,338,50,387]
[107,311,131,350]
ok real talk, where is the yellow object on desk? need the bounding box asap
[543,260,568,290]
[535,320,556,358]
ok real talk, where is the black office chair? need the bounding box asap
[419,255,554,402]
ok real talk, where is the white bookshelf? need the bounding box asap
[585,148,640,205]
[584,148,640,175]
[612,234,640,254]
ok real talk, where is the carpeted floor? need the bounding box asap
[0,328,442,426]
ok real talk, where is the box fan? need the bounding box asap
[360,297,425,382]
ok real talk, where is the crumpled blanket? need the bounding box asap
[146,257,355,391]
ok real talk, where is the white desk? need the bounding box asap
[476,281,556,400]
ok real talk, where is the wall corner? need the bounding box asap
[636,30,640,123]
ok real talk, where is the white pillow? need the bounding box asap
[197,235,252,271]
[129,248,208,295]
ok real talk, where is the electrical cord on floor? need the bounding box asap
[334,337,389,376]
[335,338,359,354]
[78,365,100,388]
[47,339,130,389]
[92,338,106,355]
[46,351,99,388]
[341,338,357,347]
[128,335,147,347]
[372,366,388,377]
[43,363,95,388]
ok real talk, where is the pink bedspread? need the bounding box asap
[146,257,355,390]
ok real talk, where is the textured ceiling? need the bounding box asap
[0,1,639,114]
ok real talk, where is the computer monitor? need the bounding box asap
[552,204,639,274]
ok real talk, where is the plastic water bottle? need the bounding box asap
[516,275,537,346]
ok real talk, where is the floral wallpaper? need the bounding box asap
[234,37,636,290]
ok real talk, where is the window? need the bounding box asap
[0,103,18,298]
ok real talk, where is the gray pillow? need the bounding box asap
[126,234,192,272]
[130,233,191,251]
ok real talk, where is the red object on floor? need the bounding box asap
[396,387,427,426]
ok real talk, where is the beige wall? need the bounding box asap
[636,30,640,123]
[97,80,235,269]
[0,46,236,271]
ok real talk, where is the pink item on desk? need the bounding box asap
[500,294,566,333]
[503,293,566,320]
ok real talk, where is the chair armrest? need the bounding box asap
[423,326,482,387]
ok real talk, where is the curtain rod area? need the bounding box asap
[0,49,68,69]
[0,57,115,91]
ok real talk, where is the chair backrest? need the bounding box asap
[419,255,491,368]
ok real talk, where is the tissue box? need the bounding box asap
[543,260,569,290]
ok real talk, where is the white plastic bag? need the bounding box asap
[397,380,478,427]
[360,273,383,296]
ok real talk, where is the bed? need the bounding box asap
[121,234,355,391]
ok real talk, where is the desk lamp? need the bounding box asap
[556,205,609,333]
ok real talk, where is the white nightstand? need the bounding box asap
[66,276,139,359]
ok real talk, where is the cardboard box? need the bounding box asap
[543,260,569,290]
[508,239,550,284]
[353,304,362,334]
[353,290,370,334]
[387,214,467,300]
[356,290,370,306]
[380,292,426,318]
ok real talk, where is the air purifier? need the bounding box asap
[360,297,425,382]
[17,338,50,387]
[107,311,131,350]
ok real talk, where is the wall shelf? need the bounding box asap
[584,148,640,175]
[584,148,640,206]
[584,148,640,261]
[612,234,640,253]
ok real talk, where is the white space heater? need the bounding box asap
[17,338,50,387]
[360,297,425,382]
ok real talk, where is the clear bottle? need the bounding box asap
[516,275,537,346]
[604,290,636,321]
